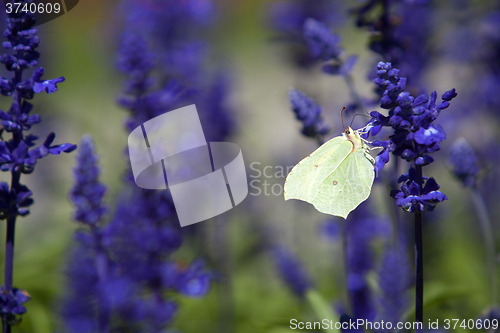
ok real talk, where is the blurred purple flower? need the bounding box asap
[319,219,341,241]
[289,88,330,139]
[64,135,213,331]
[266,0,345,67]
[376,243,411,330]
[70,136,107,226]
[448,138,481,187]
[345,210,389,321]
[268,0,343,35]
[303,18,342,61]
[63,0,227,330]
[272,245,313,298]
[353,0,433,89]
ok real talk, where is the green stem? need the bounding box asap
[213,216,235,333]
[341,218,352,316]
[471,184,497,306]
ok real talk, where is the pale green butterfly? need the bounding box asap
[284,108,375,219]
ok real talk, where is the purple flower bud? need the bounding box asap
[448,138,480,187]
[442,88,457,101]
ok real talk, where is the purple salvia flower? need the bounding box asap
[367,62,455,325]
[369,62,455,212]
[390,168,447,212]
[0,0,76,328]
[70,136,107,225]
[289,88,330,140]
[369,62,457,173]
[198,72,236,142]
[302,18,359,79]
[63,135,112,331]
[64,135,210,331]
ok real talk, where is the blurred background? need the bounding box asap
[0,0,499,332]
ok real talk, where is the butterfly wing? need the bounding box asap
[310,147,374,219]
[284,136,352,204]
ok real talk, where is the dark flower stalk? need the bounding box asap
[0,0,76,330]
[368,62,457,326]
[414,166,424,326]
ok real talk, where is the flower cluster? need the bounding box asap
[369,62,455,211]
[369,62,456,168]
[391,168,447,212]
[289,88,330,139]
[0,0,76,327]
[0,285,30,328]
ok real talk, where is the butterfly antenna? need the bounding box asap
[340,106,346,130]
[350,113,371,127]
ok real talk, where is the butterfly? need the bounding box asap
[284,109,375,219]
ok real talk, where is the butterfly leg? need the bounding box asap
[364,150,375,165]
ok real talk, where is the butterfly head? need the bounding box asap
[343,126,363,151]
